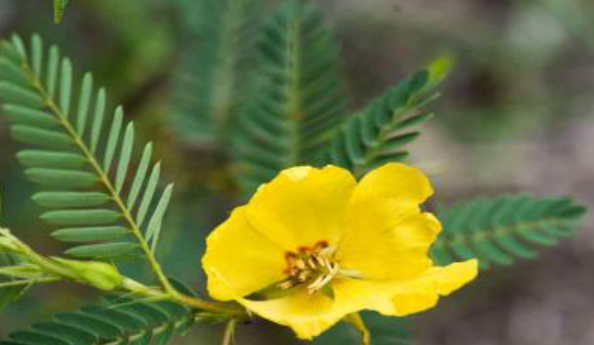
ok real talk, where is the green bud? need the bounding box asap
[52,258,123,290]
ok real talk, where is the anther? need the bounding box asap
[280,241,355,293]
[295,259,306,270]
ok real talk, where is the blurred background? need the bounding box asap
[0,0,593,344]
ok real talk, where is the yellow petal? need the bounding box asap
[337,211,441,280]
[202,207,287,301]
[246,165,356,250]
[239,288,345,340]
[336,163,436,280]
[351,163,433,207]
[331,259,479,316]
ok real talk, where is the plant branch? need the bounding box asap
[0,276,59,288]
[120,277,247,317]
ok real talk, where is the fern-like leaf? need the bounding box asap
[170,0,262,144]
[234,0,348,194]
[0,34,173,260]
[321,57,450,178]
[431,194,587,269]
[0,292,196,345]
[312,312,412,345]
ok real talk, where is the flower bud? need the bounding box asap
[0,228,23,252]
[52,258,123,290]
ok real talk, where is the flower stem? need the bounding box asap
[120,277,246,317]
[222,318,237,345]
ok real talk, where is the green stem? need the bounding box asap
[0,276,59,288]
[222,318,237,345]
[120,278,246,317]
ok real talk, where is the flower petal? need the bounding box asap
[246,165,356,250]
[239,289,345,340]
[336,163,436,280]
[331,259,479,316]
[337,211,441,280]
[351,162,433,207]
[202,207,287,301]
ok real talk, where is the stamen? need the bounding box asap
[279,240,359,294]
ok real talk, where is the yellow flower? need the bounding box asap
[202,163,478,339]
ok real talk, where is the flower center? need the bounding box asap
[279,241,357,294]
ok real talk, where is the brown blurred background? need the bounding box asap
[0,0,593,344]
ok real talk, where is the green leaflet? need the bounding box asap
[18,150,87,169]
[52,227,130,242]
[54,0,70,23]
[2,105,58,128]
[0,291,196,345]
[65,242,141,258]
[33,192,111,208]
[431,194,587,269]
[0,34,175,260]
[321,57,450,178]
[41,210,121,226]
[234,0,348,196]
[0,253,27,313]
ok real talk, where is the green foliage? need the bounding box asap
[313,313,411,345]
[0,193,28,312]
[431,194,587,269]
[0,34,174,261]
[0,1,590,344]
[234,0,348,195]
[321,57,450,178]
[54,0,69,23]
[0,252,27,312]
[0,294,195,345]
[170,0,262,144]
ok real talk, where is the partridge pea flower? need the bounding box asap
[202,163,478,339]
